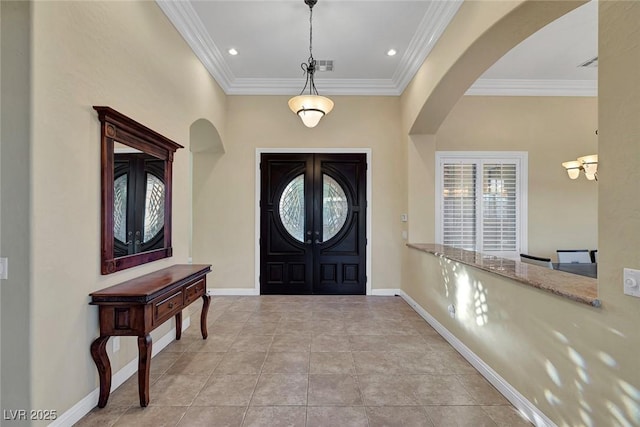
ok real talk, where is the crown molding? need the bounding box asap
[225,78,400,96]
[392,0,463,93]
[156,0,235,92]
[466,79,597,97]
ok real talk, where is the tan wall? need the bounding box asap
[1,0,32,414]
[402,2,640,426]
[28,1,226,418]
[193,95,406,291]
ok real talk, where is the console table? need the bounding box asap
[89,264,212,407]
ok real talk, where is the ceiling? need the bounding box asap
[157,0,597,97]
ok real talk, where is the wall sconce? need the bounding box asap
[562,154,598,181]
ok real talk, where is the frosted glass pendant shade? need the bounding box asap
[288,95,334,128]
[561,161,581,179]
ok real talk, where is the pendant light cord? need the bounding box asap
[299,1,318,96]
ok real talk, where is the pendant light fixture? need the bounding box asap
[288,0,334,128]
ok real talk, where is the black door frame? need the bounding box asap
[255,149,371,295]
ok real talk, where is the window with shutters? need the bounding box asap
[435,152,528,259]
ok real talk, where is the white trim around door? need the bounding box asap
[255,148,373,295]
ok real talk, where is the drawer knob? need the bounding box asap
[168,302,174,309]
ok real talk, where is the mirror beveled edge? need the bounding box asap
[94,106,184,275]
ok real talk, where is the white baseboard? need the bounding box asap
[207,288,259,296]
[370,288,402,296]
[396,290,555,427]
[49,317,191,427]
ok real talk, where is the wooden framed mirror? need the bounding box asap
[95,106,183,274]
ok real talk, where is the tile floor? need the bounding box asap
[76,295,533,426]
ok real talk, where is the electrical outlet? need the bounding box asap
[447,304,456,318]
[0,258,7,280]
[113,337,120,353]
[623,268,640,297]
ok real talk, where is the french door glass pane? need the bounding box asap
[323,174,348,241]
[143,173,165,243]
[113,174,128,243]
[279,174,305,242]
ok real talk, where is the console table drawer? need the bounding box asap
[153,291,183,325]
[184,278,205,304]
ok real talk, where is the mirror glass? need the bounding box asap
[95,106,183,274]
[113,143,166,257]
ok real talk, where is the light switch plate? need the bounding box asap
[400,213,408,222]
[623,268,640,297]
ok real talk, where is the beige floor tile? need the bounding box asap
[247,312,283,322]
[311,334,351,352]
[148,374,209,406]
[424,405,498,427]
[359,374,476,406]
[270,334,311,352]
[481,405,533,426]
[309,352,355,374]
[275,320,313,335]
[456,374,510,405]
[112,406,186,426]
[311,310,345,321]
[186,335,235,353]
[192,374,259,406]
[241,406,306,427]
[352,351,406,375]
[240,321,279,335]
[229,334,274,352]
[76,296,525,427]
[262,352,310,373]
[366,406,434,427]
[107,374,161,408]
[178,406,246,427]
[251,373,308,406]
[214,352,267,374]
[165,352,223,376]
[308,374,362,406]
[309,319,347,335]
[358,374,422,406]
[307,406,369,427]
[410,375,477,405]
[149,352,181,375]
[207,321,246,334]
[73,405,129,427]
[215,310,254,323]
[162,335,202,353]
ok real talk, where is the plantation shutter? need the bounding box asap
[481,162,518,252]
[436,153,525,259]
[442,163,477,251]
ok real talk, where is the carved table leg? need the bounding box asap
[137,334,152,407]
[175,311,182,340]
[200,293,211,339]
[90,336,111,408]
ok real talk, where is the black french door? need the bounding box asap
[260,153,367,294]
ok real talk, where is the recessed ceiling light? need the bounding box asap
[386,49,397,57]
[228,48,238,56]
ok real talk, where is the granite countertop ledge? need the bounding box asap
[407,243,600,307]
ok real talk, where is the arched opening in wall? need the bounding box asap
[190,118,224,154]
[470,1,598,264]
[189,118,224,263]
[434,1,598,274]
